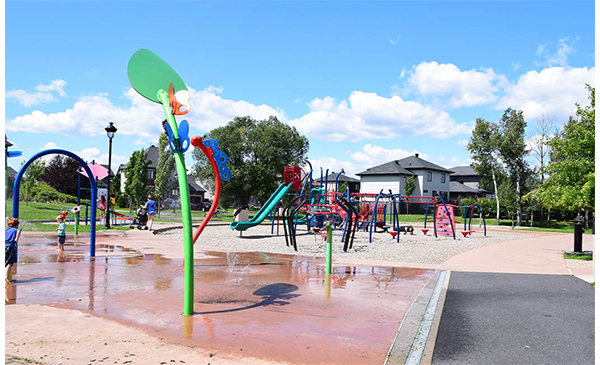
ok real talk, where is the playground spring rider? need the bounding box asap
[128,49,230,316]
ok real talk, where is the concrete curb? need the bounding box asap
[385,269,450,364]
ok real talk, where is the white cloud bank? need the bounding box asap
[288,91,473,142]
[497,66,594,121]
[404,61,505,108]
[5,86,286,138]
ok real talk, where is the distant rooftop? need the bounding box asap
[357,154,453,176]
[449,165,477,177]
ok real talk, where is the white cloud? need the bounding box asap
[35,79,67,96]
[309,144,469,177]
[456,139,469,147]
[6,79,67,106]
[6,90,55,107]
[186,87,287,132]
[389,35,400,45]
[403,61,504,108]
[306,157,360,178]
[204,85,223,94]
[512,61,520,71]
[536,37,577,67]
[288,91,472,142]
[435,155,472,169]
[497,66,595,121]
[6,86,287,138]
[35,142,127,167]
[349,144,429,173]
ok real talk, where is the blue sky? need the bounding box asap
[5,1,595,182]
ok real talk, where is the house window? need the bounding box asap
[148,169,155,179]
[427,172,432,182]
[441,174,446,183]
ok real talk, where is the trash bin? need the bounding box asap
[234,206,249,222]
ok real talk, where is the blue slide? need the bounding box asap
[230,183,293,232]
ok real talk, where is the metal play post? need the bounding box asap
[128,49,230,317]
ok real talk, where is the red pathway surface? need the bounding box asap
[6,231,434,364]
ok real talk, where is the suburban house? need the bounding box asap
[118,145,209,209]
[185,175,207,209]
[448,165,492,204]
[356,154,453,201]
[314,172,360,194]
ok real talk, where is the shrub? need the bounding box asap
[116,194,129,209]
[32,189,77,204]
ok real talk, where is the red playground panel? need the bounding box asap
[435,205,455,236]
[284,166,302,190]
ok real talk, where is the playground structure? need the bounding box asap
[425,199,487,239]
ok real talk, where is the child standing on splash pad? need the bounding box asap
[5,218,21,283]
[144,195,157,231]
[98,195,107,224]
[56,215,66,251]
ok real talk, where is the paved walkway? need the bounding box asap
[400,233,594,365]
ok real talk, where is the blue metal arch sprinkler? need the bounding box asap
[13,149,99,256]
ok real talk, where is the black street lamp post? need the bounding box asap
[104,122,117,229]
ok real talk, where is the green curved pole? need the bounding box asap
[157,90,194,316]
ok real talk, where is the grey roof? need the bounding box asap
[7,166,17,178]
[449,165,477,177]
[357,154,453,176]
[187,175,206,193]
[314,173,360,183]
[120,146,159,170]
[449,181,484,194]
[145,145,159,169]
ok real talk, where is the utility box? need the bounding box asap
[235,208,249,222]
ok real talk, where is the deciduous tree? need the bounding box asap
[154,133,176,216]
[21,159,45,206]
[498,108,530,226]
[192,116,309,206]
[467,118,503,225]
[41,155,83,197]
[535,85,594,222]
[123,149,151,210]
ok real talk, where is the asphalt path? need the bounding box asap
[432,272,594,365]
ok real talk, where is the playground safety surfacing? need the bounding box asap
[6,235,434,364]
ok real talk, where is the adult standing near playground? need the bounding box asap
[5,218,21,283]
[144,195,157,231]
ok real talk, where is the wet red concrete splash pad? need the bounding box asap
[9,239,434,364]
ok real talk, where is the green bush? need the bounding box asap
[32,189,77,204]
[116,194,129,209]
